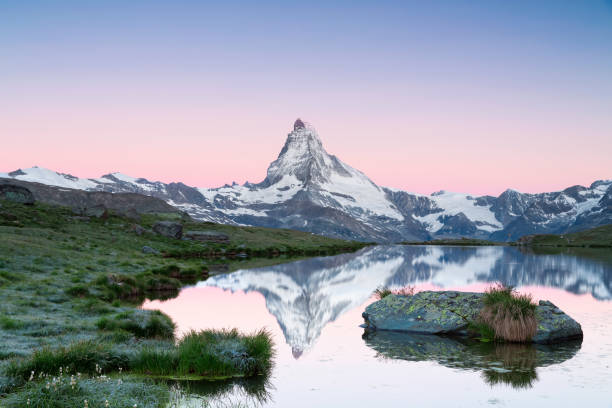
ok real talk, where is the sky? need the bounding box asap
[1,0,611,196]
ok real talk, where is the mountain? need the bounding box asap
[2,119,610,242]
[200,245,612,356]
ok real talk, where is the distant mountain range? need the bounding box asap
[2,119,610,242]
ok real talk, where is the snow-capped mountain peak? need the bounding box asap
[2,119,610,242]
[263,119,352,187]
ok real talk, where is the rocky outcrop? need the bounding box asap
[153,221,183,239]
[0,184,35,205]
[184,230,230,243]
[0,178,180,217]
[362,291,583,344]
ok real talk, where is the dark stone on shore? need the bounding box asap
[142,246,159,254]
[184,230,230,243]
[362,291,583,344]
[0,184,35,205]
[153,221,183,239]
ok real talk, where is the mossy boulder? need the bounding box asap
[362,291,582,344]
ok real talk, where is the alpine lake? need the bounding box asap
[142,245,612,408]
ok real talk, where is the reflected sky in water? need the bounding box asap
[144,246,612,407]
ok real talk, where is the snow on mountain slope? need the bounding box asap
[2,119,610,242]
[197,120,402,222]
[413,191,503,233]
[1,166,99,190]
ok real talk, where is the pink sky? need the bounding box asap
[2,2,611,196]
[2,110,610,196]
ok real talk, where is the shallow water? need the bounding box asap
[143,245,612,407]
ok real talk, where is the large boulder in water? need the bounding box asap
[533,300,583,344]
[362,291,583,344]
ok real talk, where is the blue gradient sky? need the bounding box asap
[1,1,611,194]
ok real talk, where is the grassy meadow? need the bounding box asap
[0,199,367,405]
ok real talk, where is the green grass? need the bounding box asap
[482,285,536,317]
[0,198,366,403]
[373,286,415,299]
[96,310,176,340]
[517,224,612,248]
[6,340,129,381]
[478,284,537,342]
[2,374,169,408]
[373,287,393,299]
[132,329,274,380]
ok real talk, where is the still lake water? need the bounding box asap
[143,245,612,407]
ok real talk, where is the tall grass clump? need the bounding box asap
[177,329,274,378]
[6,340,129,381]
[96,309,176,339]
[131,329,275,379]
[373,285,415,299]
[479,284,537,342]
[373,287,392,299]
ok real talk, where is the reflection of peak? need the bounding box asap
[200,246,612,357]
[292,347,303,359]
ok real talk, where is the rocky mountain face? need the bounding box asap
[2,119,610,242]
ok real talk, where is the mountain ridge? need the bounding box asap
[2,119,611,242]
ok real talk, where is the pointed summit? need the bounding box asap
[261,119,349,187]
[294,118,306,130]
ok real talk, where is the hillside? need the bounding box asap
[0,196,367,401]
[518,224,612,248]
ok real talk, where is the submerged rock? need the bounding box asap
[362,291,583,344]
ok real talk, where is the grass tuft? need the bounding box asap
[373,285,415,299]
[96,310,176,340]
[478,284,537,342]
[6,340,129,381]
[131,329,275,379]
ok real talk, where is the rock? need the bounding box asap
[184,230,229,243]
[142,246,159,254]
[294,118,306,130]
[84,204,108,218]
[533,300,583,344]
[362,291,583,344]
[152,221,183,239]
[363,291,483,335]
[131,224,146,236]
[0,184,35,205]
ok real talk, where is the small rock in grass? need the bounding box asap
[152,221,183,239]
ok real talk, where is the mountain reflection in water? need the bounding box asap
[200,245,612,355]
